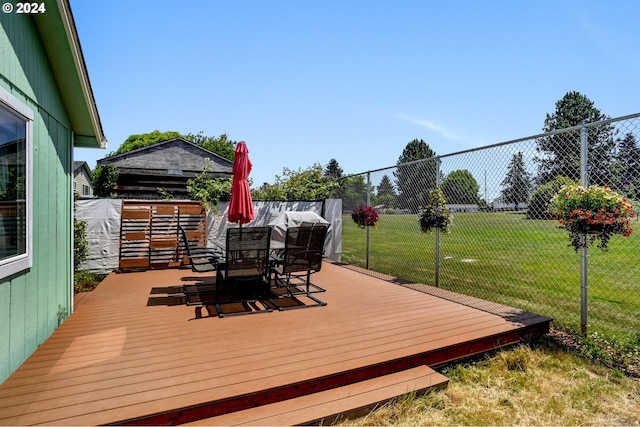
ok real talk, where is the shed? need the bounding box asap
[96,138,233,199]
[0,0,105,384]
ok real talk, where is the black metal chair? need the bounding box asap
[179,225,221,313]
[214,226,273,317]
[179,225,221,273]
[270,224,328,309]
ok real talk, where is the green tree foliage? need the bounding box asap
[613,132,640,200]
[109,130,236,162]
[394,139,437,212]
[186,159,232,211]
[91,164,119,198]
[500,152,532,210]
[441,169,481,205]
[527,176,577,219]
[251,182,286,201]
[535,91,615,186]
[73,194,88,271]
[376,174,396,208]
[323,158,345,199]
[339,174,369,211]
[324,158,344,179]
[251,164,338,201]
[184,131,236,161]
[109,130,182,156]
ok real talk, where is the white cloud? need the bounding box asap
[396,114,461,141]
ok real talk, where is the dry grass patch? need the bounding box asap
[336,337,640,426]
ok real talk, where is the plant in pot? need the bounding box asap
[418,188,452,233]
[351,205,379,228]
[550,184,635,251]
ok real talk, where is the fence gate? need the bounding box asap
[118,200,206,271]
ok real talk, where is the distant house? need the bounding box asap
[446,204,480,213]
[0,1,106,384]
[492,196,527,211]
[73,161,93,197]
[96,138,233,199]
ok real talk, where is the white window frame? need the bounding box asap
[0,86,33,278]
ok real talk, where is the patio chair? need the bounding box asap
[179,225,221,274]
[214,226,274,317]
[179,225,222,310]
[270,224,328,309]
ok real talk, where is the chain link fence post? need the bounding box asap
[580,124,589,335]
[435,157,441,287]
[366,171,371,270]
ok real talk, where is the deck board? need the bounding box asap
[185,365,449,426]
[0,262,550,426]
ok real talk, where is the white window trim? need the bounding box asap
[0,86,34,279]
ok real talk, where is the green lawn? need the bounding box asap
[341,212,640,342]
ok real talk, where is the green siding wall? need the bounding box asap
[0,13,74,383]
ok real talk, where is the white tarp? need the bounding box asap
[268,211,330,243]
[76,198,342,274]
[76,199,121,274]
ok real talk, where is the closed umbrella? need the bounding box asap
[228,141,255,225]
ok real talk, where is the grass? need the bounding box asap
[342,212,640,340]
[338,212,640,425]
[336,334,640,426]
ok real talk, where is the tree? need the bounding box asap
[613,132,640,200]
[340,174,369,212]
[251,182,286,201]
[186,159,232,211]
[526,176,577,220]
[394,139,437,212]
[109,130,182,156]
[251,164,338,201]
[73,194,88,271]
[91,164,119,198]
[376,174,396,208]
[323,159,344,179]
[535,91,615,186]
[441,169,481,205]
[109,130,236,162]
[184,131,235,161]
[500,152,532,210]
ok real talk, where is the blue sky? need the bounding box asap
[72,0,640,188]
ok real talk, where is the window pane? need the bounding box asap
[0,107,27,262]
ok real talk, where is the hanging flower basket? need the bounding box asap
[418,188,452,233]
[351,205,379,228]
[550,184,635,251]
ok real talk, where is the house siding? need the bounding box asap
[0,13,73,383]
[74,167,93,197]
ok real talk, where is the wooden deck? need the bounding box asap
[0,262,551,426]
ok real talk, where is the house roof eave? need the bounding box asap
[32,0,107,149]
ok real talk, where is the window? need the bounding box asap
[0,87,33,278]
[82,184,90,196]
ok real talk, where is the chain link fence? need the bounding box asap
[340,113,640,348]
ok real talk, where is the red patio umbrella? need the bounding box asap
[228,141,255,225]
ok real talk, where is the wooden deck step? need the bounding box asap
[184,365,449,426]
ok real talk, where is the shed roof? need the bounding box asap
[96,138,233,175]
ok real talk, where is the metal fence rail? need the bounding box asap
[340,113,640,344]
